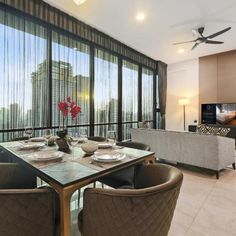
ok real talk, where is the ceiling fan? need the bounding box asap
[173,27,231,50]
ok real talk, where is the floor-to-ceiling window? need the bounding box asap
[0,7,160,142]
[52,31,90,134]
[122,60,139,140]
[94,49,118,137]
[0,9,48,141]
[142,68,154,128]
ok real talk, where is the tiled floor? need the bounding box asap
[168,165,236,236]
[71,164,236,236]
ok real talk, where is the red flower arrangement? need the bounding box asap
[58,97,81,128]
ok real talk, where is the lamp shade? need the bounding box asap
[178,98,190,106]
[74,0,87,6]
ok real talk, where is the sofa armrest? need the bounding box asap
[217,136,235,170]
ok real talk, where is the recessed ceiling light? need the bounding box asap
[178,48,185,54]
[136,12,145,22]
[73,0,87,6]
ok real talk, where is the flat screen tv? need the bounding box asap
[201,103,236,126]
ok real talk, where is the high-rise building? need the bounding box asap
[32,60,90,127]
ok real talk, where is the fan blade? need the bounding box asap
[192,29,202,37]
[173,40,195,45]
[207,27,231,39]
[191,43,199,50]
[205,40,224,44]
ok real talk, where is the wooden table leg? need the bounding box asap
[144,155,155,164]
[59,189,74,236]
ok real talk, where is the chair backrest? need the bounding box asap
[11,136,29,141]
[0,163,37,189]
[116,141,151,151]
[0,163,59,236]
[87,136,106,142]
[80,164,183,236]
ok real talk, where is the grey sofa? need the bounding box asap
[131,128,235,178]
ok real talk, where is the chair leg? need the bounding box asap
[216,171,219,179]
[93,182,96,188]
[101,183,104,188]
[77,189,81,209]
[232,163,235,170]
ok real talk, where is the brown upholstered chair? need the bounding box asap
[0,163,59,236]
[99,141,151,188]
[78,163,183,236]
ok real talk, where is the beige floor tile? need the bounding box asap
[168,221,189,236]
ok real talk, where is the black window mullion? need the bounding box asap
[138,65,142,122]
[89,45,95,136]
[47,29,52,128]
[153,71,157,129]
[117,57,122,141]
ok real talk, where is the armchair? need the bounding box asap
[79,164,183,236]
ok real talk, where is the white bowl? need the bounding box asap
[81,142,98,154]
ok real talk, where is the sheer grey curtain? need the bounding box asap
[0,8,48,141]
[158,61,167,129]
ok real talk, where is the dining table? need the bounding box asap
[0,139,155,236]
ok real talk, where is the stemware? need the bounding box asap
[44,129,52,146]
[70,132,79,147]
[106,130,117,149]
[24,127,34,140]
[79,127,88,143]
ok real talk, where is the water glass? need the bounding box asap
[106,130,117,148]
[24,127,33,139]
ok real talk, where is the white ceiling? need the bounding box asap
[44,0,236,64]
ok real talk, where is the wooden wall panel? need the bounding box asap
[199,55,218,105]
[199,49,236,105]
[217,51,236,103]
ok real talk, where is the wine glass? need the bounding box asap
[71,132,79,147]
[44,129,52,146]
[24,127,33,140]
[106,130,117,149]
[79,127,88,143]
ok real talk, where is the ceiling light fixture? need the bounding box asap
[178,48,185,54]
[136,12,145,22]
[73,0,87,6]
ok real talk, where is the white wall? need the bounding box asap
[166,59,199,131]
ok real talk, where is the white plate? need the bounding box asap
[18,143,45,150]
[30,151,64,162]
[92,153,126,163]
[29,137,46,142]
[98,143,112,149]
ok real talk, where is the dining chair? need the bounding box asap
[0,163,60,236]
[98,141,151,189]
[78,163,183,236]
[11,136,29,141]
[87,136,107,142]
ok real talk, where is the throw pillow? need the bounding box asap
[196,124,230,137]
[196,124,209,134]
